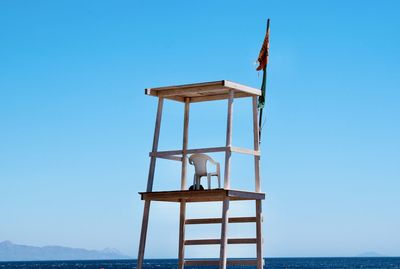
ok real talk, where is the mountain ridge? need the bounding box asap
[0,241,131,261]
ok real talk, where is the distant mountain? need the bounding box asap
[0,241,131,261]
[357,251,384,257]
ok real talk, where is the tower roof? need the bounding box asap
[145,80,261,103]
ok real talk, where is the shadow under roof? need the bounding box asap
[145,80,261,103]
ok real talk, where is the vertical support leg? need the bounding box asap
[178,98,190,268]
[181,98,190,190]
[252,96,261,192]
[137,200,151,269]
[219,198,230,269]
[224,90,234,189]
[178,201,186,269]
[256,200,264,269]
[138,97,164,269]
[147,97,164,192]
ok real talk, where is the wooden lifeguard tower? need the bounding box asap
[137,80,265,269]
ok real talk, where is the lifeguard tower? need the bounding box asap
[137,80,265,269]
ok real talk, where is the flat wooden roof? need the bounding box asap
[145,80,261,103]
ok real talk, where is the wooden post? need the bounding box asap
[137,97,164,269]
[255,200,264,269]
[219,198,230,269]
[252,96,261,192]
[253,97,263,268]
[146,97,164,192]
[178,201,186,269]
[178,98,189,269]
[181,98,190,190]
[224,90,234,189]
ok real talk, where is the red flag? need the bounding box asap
[256,19,270,71]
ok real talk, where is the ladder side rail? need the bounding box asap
[219,198,230,269]
[256,199,264,269]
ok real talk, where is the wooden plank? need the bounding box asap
[151,146,258,158]
[229,238,257,244]
[184,238,257,245]
[156,84,225,97]
[219,198,230,269]
[150,146,227,157]
[224,90,234,189]
[230,146,260,156]
[185,239,221,245]
[145,80,260,102]
[146,97,164,192]
[178,201,186,269]
[252,96,261,192]
[156,155,182,162]
[181,98,190,190]
[140,189,265,203]
[224,80,261,96]
[256,200,263,269]
[190,91,250,103]
[228,190,265,200]
[185,217,256,225]
[137,200,151,269]
[141,189,227,202]
[145,80,225,96]
[185,259,258,266]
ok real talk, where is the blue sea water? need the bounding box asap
[0,258,400,269]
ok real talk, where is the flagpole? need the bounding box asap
[258,18,270,145]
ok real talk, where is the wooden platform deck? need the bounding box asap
[139,189,265,203]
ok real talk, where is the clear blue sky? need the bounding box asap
[1,0,399,258]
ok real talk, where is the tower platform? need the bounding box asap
[140,189,265,203]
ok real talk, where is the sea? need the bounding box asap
[1,258,400,269]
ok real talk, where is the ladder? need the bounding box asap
[178,199,264,269]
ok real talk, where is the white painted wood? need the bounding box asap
[219,198,230,269]
[252,96,261,192]
[224,80,261,96]
[150,146,227,157]
[224,90,234,189]
[230,146,260,156]
[181,98,190,190]
[256,200,264,269]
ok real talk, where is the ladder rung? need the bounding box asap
[185,259,258,266]
[228,238,257,244]
[185,217,256,225]
[184,238,257,245]
[185,239,221,245]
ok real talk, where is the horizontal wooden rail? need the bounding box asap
[185,259,258,266]
[184,238,257,245]
[230,146,260,156]
[156,155,182,162]
[185,217,256,225]
[150,146,260,158]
